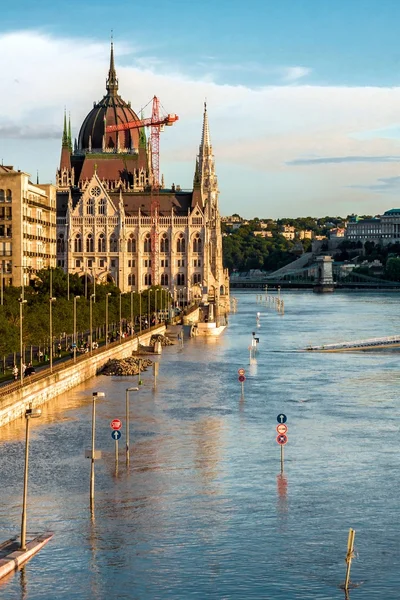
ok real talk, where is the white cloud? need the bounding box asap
[1,30,400,217]
[281,66,312,82]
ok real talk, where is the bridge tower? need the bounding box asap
[313,256,335,293]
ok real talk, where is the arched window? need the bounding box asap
[57,234,65,254]
[192,273,201,285]
[86,198,94,215]
[161,273,169,285]
[74,234,82,253]
[177,273,185,286]
[6,190,12,203]
[98,233,106,252]
[98,198,106,215]
[193,233,202,253]
[144,273,152,286]
[86,234,94,252]
[128,273,136,286]
[127,234,136,253]
[0,190,4,202]
[176,233,185,253]
[110,235,118,252]
[144,233,151,253]
[160,233,169,253]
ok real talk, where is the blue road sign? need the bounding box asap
[111,430,121,440]
[277,414,287,424]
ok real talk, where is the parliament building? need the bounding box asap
[55,43,229,310]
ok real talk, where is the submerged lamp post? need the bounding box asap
[20,406,42,550]
[89,391,105,508]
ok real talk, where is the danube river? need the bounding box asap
[0,291,400,600]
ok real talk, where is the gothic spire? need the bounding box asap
[68,113,72,152]
[62,109,68,148]
[200,101,211,149]
[106,39,118,96]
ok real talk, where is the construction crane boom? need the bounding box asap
[106,113,178,133]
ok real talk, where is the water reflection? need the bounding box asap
[1,291,400,598]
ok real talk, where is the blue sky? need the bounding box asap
[2,0,400,217]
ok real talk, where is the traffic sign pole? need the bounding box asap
[276,415,288,474]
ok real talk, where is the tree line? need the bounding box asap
[0,268,170,359]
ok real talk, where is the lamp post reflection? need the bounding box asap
[125,387,139,464]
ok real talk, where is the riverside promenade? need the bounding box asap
[0,324,165,428]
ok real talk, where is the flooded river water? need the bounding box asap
[0,290,399,599]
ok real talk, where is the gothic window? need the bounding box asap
[161,273,169,286]
[144,273,152,286]
[74,234,82,253]
[128,273,136,286]
[98,233,106,252]
[86,198,94,215]
[176,233,185,253]
[6,190,12,202]
[193,233,202,253]
[192,273,201,285]
[86,234,94,252]
[98,198,106,215]
[0,190,4,202]
[176,273,185,286]
[110,235,118,252]
[160,233,169,253]
[144,233,151,253]
[57,234,65,254]
[127,234,136,253]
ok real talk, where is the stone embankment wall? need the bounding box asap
[0,325,165,428]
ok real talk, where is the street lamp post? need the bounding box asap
[139,290,142,334]
[130,289,134,336]
[119,292,122,343]
[90,391,105,508]
[148,289,152,326]
[49,296,56,372]
[105,293,111,346]
[155,289,158,324]
[73,295,80,362]
[125,387,139,464]
[19,298,27,385]
[20,407,42,550]
[90,293,95,354]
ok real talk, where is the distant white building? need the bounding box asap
[346,209,400,244]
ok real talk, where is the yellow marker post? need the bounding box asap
[344,528,356,591]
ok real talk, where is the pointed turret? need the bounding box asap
[62,110,69,148]
[200,101,211,149]
[58,110,72,186]
[196,103,218,212]
[106,40,118,96]
[68,113,72,153]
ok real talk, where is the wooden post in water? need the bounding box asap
[138,358,143,386]
[344,528,356,591]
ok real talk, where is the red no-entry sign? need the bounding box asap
[110,419,122,431]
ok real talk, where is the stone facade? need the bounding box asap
[0,166,56,288]
[56,45,229,310]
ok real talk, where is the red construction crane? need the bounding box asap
[106,96,179,288]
